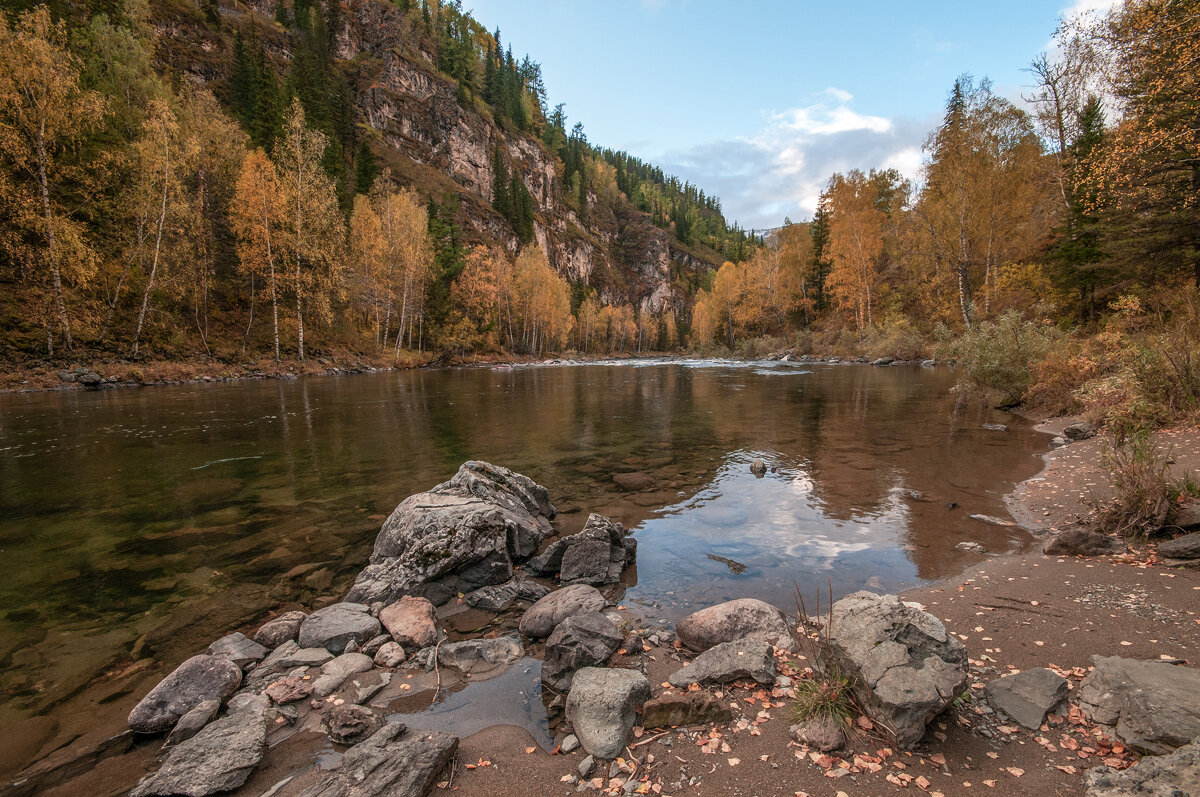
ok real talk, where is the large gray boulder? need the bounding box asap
[297,723,458,797]
[298,603,381,654]
[1085,735,1200,797]
[667,638,778,687]
[820,591,968,749]
[128,655,243,734]
[565,668,651,759]
[518,584,607,638]
[542,612,623,691]
[131,708,266,796]
[676,598,798,653]
[985,668,1070,730]
[345,462,556,605]
[528,514,636,586]
[1076,656,1200,754]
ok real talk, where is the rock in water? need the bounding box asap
[821,591,968,749]
[518,584,607,638]
[345,461,555,605]
[985,668,1069,730]
[128,655,243,734]
[298,603,381,654]
[1075,655,1200,753]
[297,723,457,797]
[379,596,440,649]
[1043,528,1122,557]
[675,598,798,653]
[667,638,778,687]
[253,611,307,648]
[750,458,767,477]
[641,692,732,729]
[206,632,268,669]
[434,637,523,676]
[565,668,651,759]
[542,613,623,691]
[527,513,636,586]
[322,704,384,745]
[130,709,266,796]
[1084,735,1200,797]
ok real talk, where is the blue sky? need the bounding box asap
[467,0,1115,229]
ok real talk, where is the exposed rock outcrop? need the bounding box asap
[130,709,266,797]
[296,723,458,797]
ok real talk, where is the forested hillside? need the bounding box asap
[0,0,759,366]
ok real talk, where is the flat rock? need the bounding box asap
[322,704,385,745]
[1084,735,1200,797]
[434,636,524,675]
[518,584,607,638]
[207,632,268,669]
[1044,528,1122,556]
[313,653,374,697]
[130,709,266,796]
[165,699,221,747]
[1159,531,1200,559]
[463,578,551,611]
[275,646,334,668]
[373,641,406,668]
[379,596,440,649]
[969,513,1015,527]
[790,715,845,752]
[676,598,798,653]
[565,667,651,759]
[612,472,655,491]
[1076,655,1200,754]
[985,668,1069,730]
[296,723,458,797]
[128,655,243,734]
[542,612,623,691]
[667,639,777,687]
[641,691,732,729]
[821,591,968,749]
[253,611,307,648]
[298,603,381,655]
[345,462,555,605]
[265,675,313,704]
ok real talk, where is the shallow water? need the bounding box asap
[0,359,1046,768]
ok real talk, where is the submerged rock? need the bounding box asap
[676,598,798,653]
[1076,655,1200,754]
[518,584,607,638]
[298,603,381,655]
[821,591,968,748]
[542,612,623,691]
[296,723,457,796]
[565,667,651,759]
[667,639,777,687]
[345,461,556,605]
[130,709,266,797]
[128,655,243,734]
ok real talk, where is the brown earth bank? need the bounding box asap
[6,420,1199,797]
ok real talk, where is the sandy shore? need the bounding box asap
[13,418,1200,797]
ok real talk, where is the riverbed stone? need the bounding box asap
[431,636,524,676]
[296,723,458,797]
[820,591,968,749]
[1044,528,1122,557]
[542,612,623,691]
[253,611,307,649]
[565,667,651,759]
[641,691,732,729]
[373,641,406,668]
[128,655,243,734]
[345,462,556,606]
[1076,655,1200,754]
[275,646,334,668]
[264,675,313,704]
[298,603,381,654]
[790,716,845,752]
[668,638,778,687]
[1084,735,1200,797]
[985,668,1070,730]
[1064,421,1097,440]
[612,472,655,491]
[528,514,636,586]
[463,578,551,611]
[165,699,221,747]
[379,595,440,651]
[322,704,384,745]
[519,584,607,638]
[1159,531,1200,560]
[313,652,374,697]
[676,598,798,653]
[130,709,266,797]
[206,632,268,670]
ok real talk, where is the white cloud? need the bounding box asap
[1061,0,1119,18]
[657,91,933,229]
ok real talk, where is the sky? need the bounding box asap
[467,0,1118,230]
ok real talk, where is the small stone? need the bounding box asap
[790,716,845,752]
[373,641,406,668]
[165,699,221,747]
[322,704,384,745]
[984,669,1069,730]
[560,733,580,753]
[577,754,595,778]
[253,611,307,649]
[667,639,777,687]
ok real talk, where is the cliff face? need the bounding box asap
[227,0,716,314]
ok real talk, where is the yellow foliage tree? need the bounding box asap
[232,149,286,359]
[825,170,885,334]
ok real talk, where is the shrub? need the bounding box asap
[1092,431,1199,538]
[950,311,1063,407]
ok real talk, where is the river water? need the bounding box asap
[0,359,1047,776]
